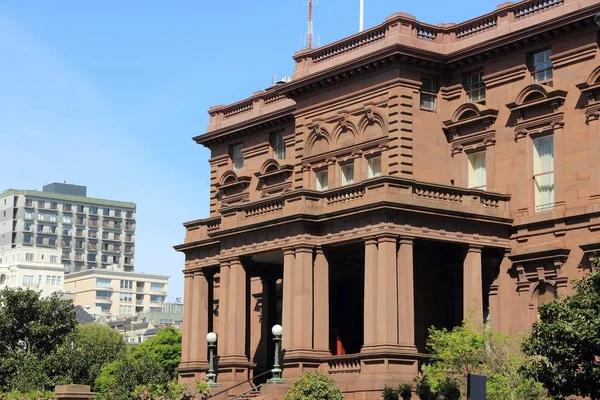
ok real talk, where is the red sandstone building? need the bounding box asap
[176,0,600,398]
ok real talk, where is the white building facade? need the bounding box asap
[0,247,65,297]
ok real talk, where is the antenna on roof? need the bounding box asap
[303,0,318,49]
[359,0,364,32]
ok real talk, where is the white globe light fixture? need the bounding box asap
[205,332,218,387]
[206,332,217,344]
[268,324,285,384]
[271,324,283,337]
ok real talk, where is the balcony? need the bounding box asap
[184,176,511,243]
[136,299,144,306]
[136,287,145,293]
[149,286,166,294]
[95,296,112,303]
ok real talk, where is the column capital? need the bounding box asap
[282,247,295,256]
[315,246,325,255]
[467,245,483,253]
[294,245,315,254]
[377,235,398,244]
[364,236,378,246]
[398,236,415,245]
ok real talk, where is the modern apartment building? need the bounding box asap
[0,182,136,273]
[138,300,184,328]
[64,269,169,318]
[177,0,600,398]
[0,247,65,297]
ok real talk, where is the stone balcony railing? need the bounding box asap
[184,176,511,242]
[291,0,583,79]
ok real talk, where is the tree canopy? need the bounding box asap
[415,321,546,400]
[522,263,600,400]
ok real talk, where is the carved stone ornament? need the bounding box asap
[365,107,375,123]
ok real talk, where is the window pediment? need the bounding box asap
[444,103,498,154]
[216,171,252,206]
[508,247,570,295]
[576,66,600,124]
[254,159,294,197]
[506,84,567,118]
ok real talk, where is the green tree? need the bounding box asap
[415,321,545,400]
[283,371,344,400]
[0,288,76,391]
[95,327,183,399]
[522,263,600,400]
[129,327,181,379]
[47,324,127,388]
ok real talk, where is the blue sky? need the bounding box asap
[0,0,499,300]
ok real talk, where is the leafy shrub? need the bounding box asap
[283,370,343,400]
[382,383,412,399]
[0,391,56,400]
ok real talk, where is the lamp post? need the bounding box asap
[206,332,219,387]
[267,324,285,384]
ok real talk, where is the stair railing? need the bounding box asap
[206,369,271,399]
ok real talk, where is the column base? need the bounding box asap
[177,361,208,384]
[214,355,252,396]
[354,352,420,400]
[282,349,331,379]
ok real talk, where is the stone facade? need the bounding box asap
[177,0,600,398]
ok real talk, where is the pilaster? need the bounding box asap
[397,237,416,352]
[463,246,484,324]
[313,247,330,353]
[362,237,378,347]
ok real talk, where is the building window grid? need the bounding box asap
[466,71,485,102]
[420,76,437,109]
[270,131,286,160]
[533,135,555,212]
[532,49,553,83]
[340,163,355,186]
[315,170,329,191]
[468,152,487,190]
[231,144,244,171]
[367,156,382,179]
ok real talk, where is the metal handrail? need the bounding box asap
[207,369,271,399]
[230,384,263,400]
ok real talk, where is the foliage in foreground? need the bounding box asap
[522,262,600,400]
[95,327,183,399]
[0,288,77,392]
[414,321,546,400]
[283,370,344,400]
[382,383,412,399]
[0,391,55,400]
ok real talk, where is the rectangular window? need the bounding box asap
[270,131,286,160]
[37,212,45,221]
[468,152,487,190]
[126,211,133,218]
[315,170,328,191]
[466,71,485,102]
[230,144,244,171]
[24,222,32,231]
[38,201,45,209]
[96,303,111,313]
[533,135,555,211]
[23,234,32,244]
[96,278,111,287]
[87,254,96,262]
[64,203,72,212]
[25,199,33,207]
[62,215,72,224]
[120,293,133,302]
[115,209,121,217]
[89,206,98,215]
[532,49,552,83]
[150,295,165,304]
[150,283,165,291]
[367,156,382,178]
[340,163,355,186]
[77,205,84,213]
[50,202,57,210]
[96,290,111,299]
[25,253,34,261]
[420,76,437,109]
[23,275,36,287]
[120,280,133,290]
[24,210,33,219]
[103,208,110,216]
[50,255,58,263]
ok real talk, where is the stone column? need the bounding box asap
[362,237,378,349]
[313,247,330,353]
[463,246,483,323]
[397,237,416,352]
[281,248,295,350]
[376,235,399,348]
[180,272,194,364]
[192,270,210,363]
[217,257,250,387]
[292,246,314,352]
